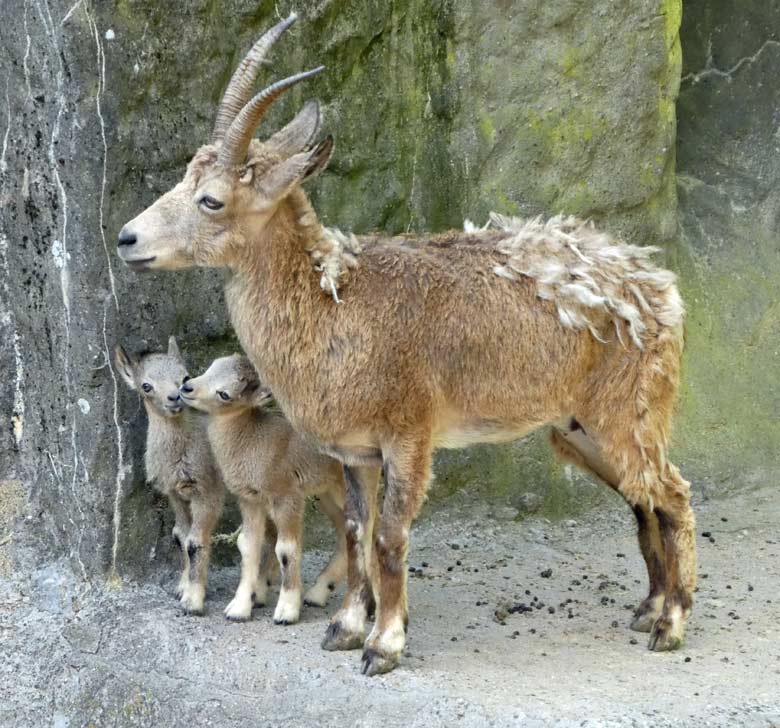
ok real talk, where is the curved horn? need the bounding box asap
[212,13,298,143]
[218,66,325,168]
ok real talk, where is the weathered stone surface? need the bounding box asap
[0,0,681,578]
[673,0,780,488]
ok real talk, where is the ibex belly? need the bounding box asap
[433,417,538,449]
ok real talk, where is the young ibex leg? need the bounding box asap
[550,423,666,631]
[647,465,697,651]
[362,437,431,676]
[169,495,192,600]
[225,499,268,621]
[305,492,348,607]
[258,516,279,594]
[322,464,380,651]
[272,511,304,625]
[181,498,220,615]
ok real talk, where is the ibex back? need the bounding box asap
[117,14,697,676]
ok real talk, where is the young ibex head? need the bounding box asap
[181,355,273,414]
[115,337,190,418]
[117,13,332,271]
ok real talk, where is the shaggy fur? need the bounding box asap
[115,338,225,615]
[117,20,697,677]
[182,355,348,624]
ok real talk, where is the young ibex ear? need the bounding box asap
[167,336,182,360]
[252,386,274,409]
[267,99,321,157]
[114,345,138,390]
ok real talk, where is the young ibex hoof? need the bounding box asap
[181,602,205,617]
[647,618,683,651]
[321,621,364,651]
[303,597,326,608]
[224,597,253,622]
[360,647,397,677]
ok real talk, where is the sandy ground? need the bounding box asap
[2,485,779,727]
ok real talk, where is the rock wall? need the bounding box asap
[673,0,780,490]
[1,0,682,578]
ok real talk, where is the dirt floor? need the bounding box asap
[2,484,779,727]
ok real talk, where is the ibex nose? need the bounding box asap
[167,392,181,403]
[180,382,194,394]
[117,227,137,247]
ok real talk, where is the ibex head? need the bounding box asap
[180,355,273,414]
[115,337,190,418]
[117,14,332,271]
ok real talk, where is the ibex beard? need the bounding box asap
[117,13,697,676]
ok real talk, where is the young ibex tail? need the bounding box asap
[118,14,696,676]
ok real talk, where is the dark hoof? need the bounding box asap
[303,598,325,608]
[225,613,250,623]
[630,609,657,633]
[648,618,682,651]
[274,618,292,626]
[361,647,397,676]
[182,606,205,617]
[321,621,364,651]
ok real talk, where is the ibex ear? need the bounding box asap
[267,100,321,157]
[114,345,137,391]
[301,135,334,182]
[258,136,334,201]
[167,336,182,361]
[252,386,274,409]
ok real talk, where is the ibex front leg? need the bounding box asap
[321,464,380,651]
[169,495,192,601]
[362,437,431,676]
[182,497,220,615]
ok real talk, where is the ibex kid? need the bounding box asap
[115,337,224,614]
[181,354,348,625]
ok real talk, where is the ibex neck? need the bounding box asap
[145,406,194,444]
[224,191,334,426]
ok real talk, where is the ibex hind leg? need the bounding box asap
[550,421,667,633]
[305,492,348,608]
[322,464,380,651]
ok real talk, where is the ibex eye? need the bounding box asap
[142,383,153,393]
[217,391,230,401]
[199,195,224,211]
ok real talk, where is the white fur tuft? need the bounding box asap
[305,227,361,302]
[488,213,684,348]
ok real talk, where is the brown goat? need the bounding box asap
[115,338,225,614]
[117,15,697,676]
[182,354,348,624]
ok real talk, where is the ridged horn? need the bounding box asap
[212,13,298,143]
[218,66,325,168]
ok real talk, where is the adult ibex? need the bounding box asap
[117,14,696,675]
